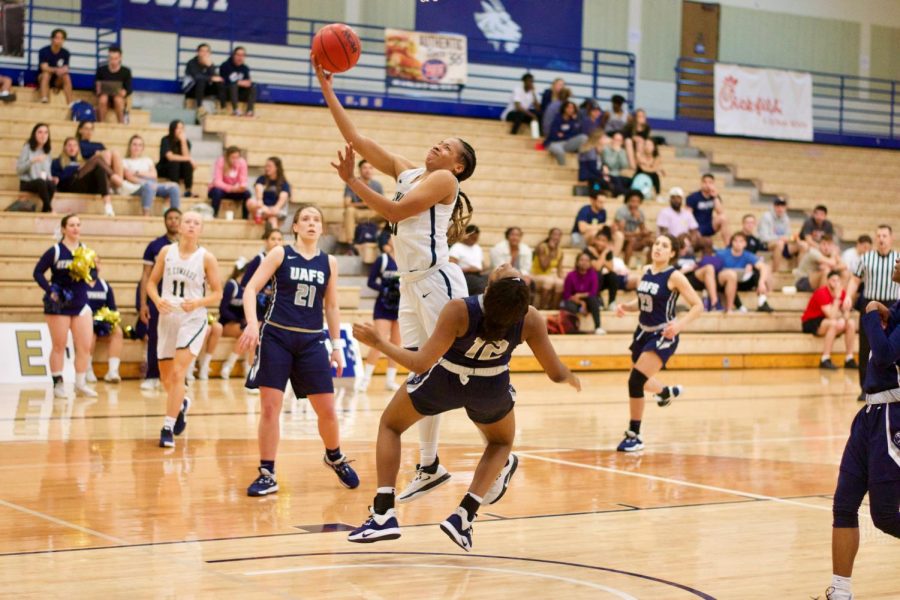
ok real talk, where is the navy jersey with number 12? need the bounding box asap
[444,295,525,368]
[265,245,330,331]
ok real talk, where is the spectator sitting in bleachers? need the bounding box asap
[17,123,55,212]
[157,120,195,197]
[799,204,837,250]
[634,138,664,196]
[247,156,290,227]
[544,101,587,166]
[622,108,651,169]
[716,232,774,313]
[800,270,858,371]
[94,45,132,124]
[38,28,73,105]
[500,73,541,136]
[614,190,654,264]
[341,159,384,244]
[0,75,16,103]
[208,146,251,218]
[75,121,124,189]
[218,257,249,380]
[795,234,847,291]
[686,173,730,246]
[120,134,181,216]
[52,137,114,215]
[601,132,630,196]
[571,192,608,247]
[532,227,565,309]
[562,252,604,334]
[85,265,122,384]
[579,98,604,137]
[541,86,571,139]
[540,77,564,115]
[490,226,533,285]
[656,187,699,245]
[449,224,488,294]
[677,237,721,312]
[586,226,618,309]
[603,94,629,134]
[739,214,765,254]
[758,197,802,272]
[183,43,226,115]
[220,46,257,117]
[841,234,872,276]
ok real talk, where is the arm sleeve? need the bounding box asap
[106,283,117,311]
[33,247,54,293]
[862,312,900,367]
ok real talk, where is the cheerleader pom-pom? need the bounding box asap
[70,246,97,283]
[207,313,217,326]
[122,324,137,340]
[43,285,74,314]
[93,321,113,337]
[93,306,122,328]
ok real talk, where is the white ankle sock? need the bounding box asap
[376,486,395,495]
[845,353,854,360]
[108,357,120,372]
[200,354,212,369]
[75,372,86,387]
[163,416,176,430]
[757,294,767,306]
[822,354,830,361]
[226,352,241,365]
[386,367,397,381]
[363,363,376,379]
[418,415,441,466]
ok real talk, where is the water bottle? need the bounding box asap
[17,71,24,87]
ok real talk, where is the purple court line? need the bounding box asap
[208,550,717,599]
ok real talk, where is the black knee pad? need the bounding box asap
[628,369,648,398]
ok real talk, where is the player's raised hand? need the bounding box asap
[352,322,380,347]
[330,143,356,183]
[311,52,333,88]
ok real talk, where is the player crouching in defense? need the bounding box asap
[347,264,580,551]
[146,210,223,449]
[615,234,703,452]
[826,256,900,600]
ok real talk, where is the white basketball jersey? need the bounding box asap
[391,167,459,274]
[162,245,207,314]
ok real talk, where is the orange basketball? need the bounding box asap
[312,23,362,73]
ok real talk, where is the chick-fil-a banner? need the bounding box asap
[82,0,287,45]
[714,63,813,141]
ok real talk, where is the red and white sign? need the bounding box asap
[714,64,813,141]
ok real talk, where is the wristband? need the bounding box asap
[331,338,346,350]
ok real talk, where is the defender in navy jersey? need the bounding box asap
[347,265,580,551]
[85,270,123,384]
[33,214,96,399]
[614,234,703,452]
[320,56,481,505]
[238,204,359,496]
[826,257,900,600]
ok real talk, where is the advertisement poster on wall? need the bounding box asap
[385,28,467,91]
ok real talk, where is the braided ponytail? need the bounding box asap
[447,138,477,246]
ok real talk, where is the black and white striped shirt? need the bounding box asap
[855,250,900,302]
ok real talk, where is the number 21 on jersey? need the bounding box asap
[638,293,653,312]
[294,283,317,307]
[464,337,509,361]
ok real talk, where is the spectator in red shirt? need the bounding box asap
[801,270,858,370]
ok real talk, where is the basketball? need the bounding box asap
[312,23,362,73]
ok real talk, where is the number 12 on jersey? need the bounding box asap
[464,337,509,361]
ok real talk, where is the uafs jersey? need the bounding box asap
[162,245,207,316]
[391,167,459,274]
[636,267,678,329]
[265,246,330,331]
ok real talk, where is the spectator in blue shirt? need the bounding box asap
[51,137,115,216]
[686,173,731,246]
[38,29,73,105]
[715,232,774,313]
[220,46,257,117]
[571,194,608,247]
[75,120,124,189]
[248,157,291,228]
[544,101,587,166]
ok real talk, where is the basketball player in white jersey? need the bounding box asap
[147,211,222,449]
[316,57,515,504]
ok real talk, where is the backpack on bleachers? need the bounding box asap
[353,221,378,245]
[70,100,96,122]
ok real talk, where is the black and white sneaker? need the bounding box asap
[654,385,682,407]
[247,467,279,496]
[483,453,519,505]
[397,461,451,503]
[159,426,174,448]
[173,397,191,436]
[820,358,838,371]
[439,507,474,552]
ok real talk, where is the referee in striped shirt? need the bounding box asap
[843,225,900,400]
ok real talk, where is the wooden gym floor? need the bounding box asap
[0,368,896,599]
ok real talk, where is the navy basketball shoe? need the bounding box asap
[616,430,644,452]
[347,508,401,543]
[247,467,279,496]
[159,426,174,448]
[483,453,519,505]
[173,397,191,435]
[440,507,474,552]
[323,454,360,489]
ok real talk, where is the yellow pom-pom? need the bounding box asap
[93,306,121,328]
[207,313,216,326]
[70,246,97,283]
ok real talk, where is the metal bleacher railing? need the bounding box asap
[3,2,635,119]
[675,56,898,141]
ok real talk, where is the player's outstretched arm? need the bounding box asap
[353,299,468,374]
[522,307,580,390]
[312,56,414,179]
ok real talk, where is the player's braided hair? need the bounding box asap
[482,276,530,342]
[447,138,476,246]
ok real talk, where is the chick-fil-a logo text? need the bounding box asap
[718,75,783,116]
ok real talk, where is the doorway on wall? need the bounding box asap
[677,1,720,119]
